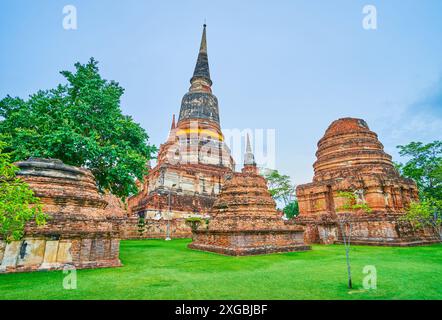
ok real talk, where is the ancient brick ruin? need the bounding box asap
[0,158,122,273]
[295,118,439,246]
[189,136,311,255]
[128,25,234,239]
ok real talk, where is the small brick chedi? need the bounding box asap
[0,158,122,273]
[189,137,311,255]
[128,25,234,239]
[295,118,439,246]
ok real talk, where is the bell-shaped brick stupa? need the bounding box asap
[0,158,122,273]
[188,135,311,255]
[295,118,439,246]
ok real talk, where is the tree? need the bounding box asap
[262,169,299,218]
[185,217,203,232]
[336,191,372,289]
[396,141,442,242]
[402,199,442,241]
[283,201,299,219]
[0,139,47,243]
[396,141,442,200]
[0,58,156,199]
[263,169,295,205]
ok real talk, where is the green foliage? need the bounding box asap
[396,141,442,200]
[0,58,156,199]
[185,217,203,232]
[262,169,295,207]
[0,140,47,242]
[402,198,442,240]
[283,201,299,219]
[185,217,203,223]
[337,191,372,213]
[137,215,146,234]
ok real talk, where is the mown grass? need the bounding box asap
[1,239,441,300]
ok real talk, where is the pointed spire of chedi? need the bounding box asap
[178,24,220,125]
[243,134,258,174]
[171,114,176,130]
[244,134,256,166]
[246,133,252,151]
[167,114,176,142]
[190,24,212,86]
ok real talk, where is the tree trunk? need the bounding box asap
[340,221,353,289]
[345,244,352,289]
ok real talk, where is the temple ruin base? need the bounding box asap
[188,230,311,256]
[293,213,440,247]
[120,216,192,239]
[0,236,121,274]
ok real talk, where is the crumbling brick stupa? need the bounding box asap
[294,118,439,246]
[188,137,311,255]
[0,158,122,273]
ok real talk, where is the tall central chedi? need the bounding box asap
[128,25,235,238]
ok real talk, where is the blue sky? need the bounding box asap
[1,0,441,185]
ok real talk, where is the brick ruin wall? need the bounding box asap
[292,214,439,246]
[118,216,192,239]
[189,230,309,256]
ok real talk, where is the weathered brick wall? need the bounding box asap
[0,237,121,273]
[189,230,309,256]
[292,213,439,246]
[118,216,192,239]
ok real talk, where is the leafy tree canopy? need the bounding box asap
[262,169,295,206]
[396,141,442,200]
[0,140,47,242]
[402,198,442,241]
[0,58,156,199]
[337,191,372,213]
[283,201,299,219]
[262,169,299,219]
[395,141,442,240]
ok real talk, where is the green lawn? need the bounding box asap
[1,239,441,300]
